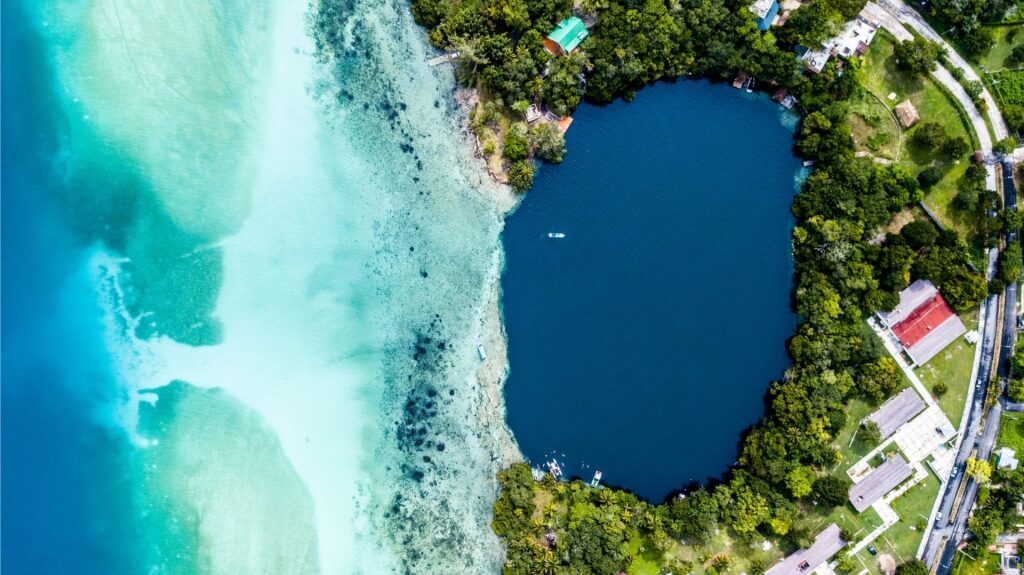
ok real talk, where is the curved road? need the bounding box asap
[861,3,1019,571]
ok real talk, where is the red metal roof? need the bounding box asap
[890,294,956,348]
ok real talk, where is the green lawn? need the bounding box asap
[998,412,1024,452]
[978,25,1023,72]
[809,502,885,543]
[886,472,942,560]
[951,551,1001,575]
[916,310,980,428]
[625,536,666,575]
[832,396,898,475]
[860,30,979,238]
[849,89,902,161]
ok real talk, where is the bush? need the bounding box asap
[503,123,530,161]
[917,166,943,190]
[867,132,891,151]
[1011,45,1024,64]
[942,136,970,160]
[913,122,948,150]
[954,187,980,211]
[1008,379,1024,402]
[811,475,852,507]
[896,559,930,575]
[901,220,940,249]
[507,159,534,191]
[894,38,942,76]
[995,137,1017,155]
[933,381,948,397]
[531,123,566,164]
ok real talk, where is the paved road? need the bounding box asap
[869,0,1002,191]
[923,288,998,571]
[874,0,1009,141]
[927,165,1019,575]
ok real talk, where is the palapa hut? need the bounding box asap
[894,99,919,128]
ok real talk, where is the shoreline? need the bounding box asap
[451,73,524,472]
[471,249,522,469]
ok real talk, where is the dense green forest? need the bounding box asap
[408,0,994,571]
[412,0,866,189]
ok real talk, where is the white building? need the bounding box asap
[801,13,881,73]
[999,447,1019,471]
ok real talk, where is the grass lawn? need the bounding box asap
[849,89,902,161]
[998,412,1024,452]
[951,551,1001,575]
[920,161,976,243]
[859,30,979,238]
[808,502,885,543]
[832,397,895,474]
[916,310,980,428]
[886,472,942,560]
[625,536,665,575]
[978,25,1023,73]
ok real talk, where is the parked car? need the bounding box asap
[867,545,877,556]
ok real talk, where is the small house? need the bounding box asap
[544,17,589,57]
[894,100,919,128]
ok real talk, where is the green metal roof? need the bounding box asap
[546,16,588,54]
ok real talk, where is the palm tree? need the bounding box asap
[451,36,488,86]
[542,501,558,522]
[537,551,559,575]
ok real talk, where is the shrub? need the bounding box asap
[503,123,529,161]
[913,122,948,150]
[942,136,970,160]
[901,220,939,249]
[530,123,566,164]
[917,166,943,190]
[507,159,534,191]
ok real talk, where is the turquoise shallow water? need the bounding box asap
[502,81,801,500]
[5,0,511,572]
[4,0,803,569]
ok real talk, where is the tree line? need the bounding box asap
[425,0,995,571]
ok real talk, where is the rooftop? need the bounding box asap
[765,524,846,575]
[894,100,919,128]
[879,279,938,328]
[849,454,913,512]
[867,388,926,440]
[546,17,589,55]
[999,448,1020,471]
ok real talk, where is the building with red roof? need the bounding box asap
[878,279,966,366]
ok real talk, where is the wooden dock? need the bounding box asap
[426,52,458,66]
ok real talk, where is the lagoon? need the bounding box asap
[502,81,801,500]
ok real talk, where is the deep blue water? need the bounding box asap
[1,3,145,573]
[502,81,800,501]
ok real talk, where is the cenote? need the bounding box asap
[502,80,803,501]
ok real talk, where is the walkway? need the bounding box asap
[873,0,1009,141]
[865,1,1000,190]
[868,318,939,412]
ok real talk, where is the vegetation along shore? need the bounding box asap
[410,0,1021,572]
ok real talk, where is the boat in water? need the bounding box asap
[547,460,563,479]
[547,232,565,238]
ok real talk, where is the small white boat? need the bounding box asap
[547,232,565,238]
[746,77,755,93]
[547,460,562,479]
[477,344,487,361]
